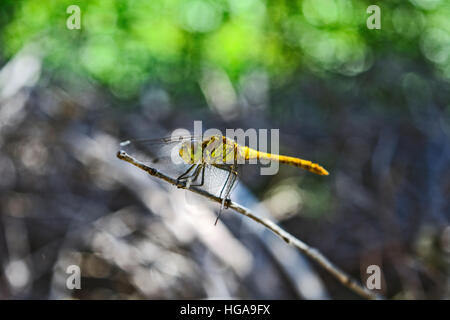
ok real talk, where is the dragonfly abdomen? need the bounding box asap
[246,148,329,176]
[277,155,329,175]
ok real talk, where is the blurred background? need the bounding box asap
[0,0,449,299]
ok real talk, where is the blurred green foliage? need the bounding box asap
[1,0,449,98]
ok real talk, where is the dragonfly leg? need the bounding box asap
[215,165,238,204]
[224,169,238,209]
[218,167,233,200]
[199,166,206,186]
[185,165,203,189]
[176,164,196,185]
[187,165,205,187]
[189,165,205,187]
[222,167,238,209]
[214,166,238,225]
[213,169,232,225]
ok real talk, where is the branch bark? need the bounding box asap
[116,150,382,300]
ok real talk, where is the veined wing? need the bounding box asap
[119,135,212,179]
[119,135,203,148]
[119,135,205,163]
[201,164,237,198]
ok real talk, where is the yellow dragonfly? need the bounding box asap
[120,135,328,223]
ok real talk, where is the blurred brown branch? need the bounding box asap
[116,150,382,300]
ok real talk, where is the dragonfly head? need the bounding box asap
[179,141,202,164]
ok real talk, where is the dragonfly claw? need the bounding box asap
[176,178,184,188]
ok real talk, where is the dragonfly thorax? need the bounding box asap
[178,136,242,165]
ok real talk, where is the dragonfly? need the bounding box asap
[119,135,329,224]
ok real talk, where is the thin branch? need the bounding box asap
[117,150,382,300]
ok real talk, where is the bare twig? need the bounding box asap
[116,150,382,300]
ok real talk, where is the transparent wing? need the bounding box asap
[201,165,228,197]
[119,135,203,148]
[119,136,203,178]
[119,135,207,164]
[202,164,239,199]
